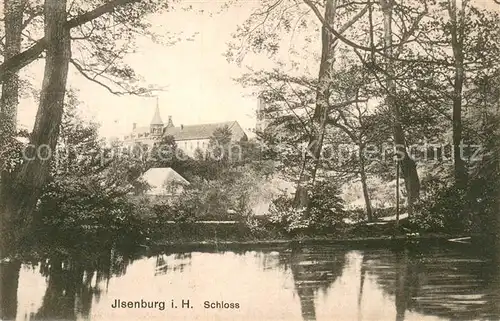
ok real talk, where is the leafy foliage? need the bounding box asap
[33,103,150,250]
[269,178,346,234]
[0,117,26,174]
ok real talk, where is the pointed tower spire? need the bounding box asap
[151,96,163,125]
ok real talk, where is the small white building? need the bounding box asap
[140,167,189,198]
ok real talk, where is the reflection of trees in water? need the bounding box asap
[26,247,141,321]
[254,250,282,271]
[35,258,85,320]
[154,253,192,275]
[0,261,22,320]
[279,246,347,321]
[363,248,500,321]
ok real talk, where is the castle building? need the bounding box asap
[123,100,248,157]
[256,94,269,133]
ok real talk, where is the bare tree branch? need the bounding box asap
[0,0,139,82]
[328,99,369,113]
[70,58,128,95]
[264,78,312,137]
[303,0,375,52]
[65,0,139,29]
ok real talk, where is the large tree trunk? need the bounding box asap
[1,0,70,236]
[0,0,25,135]
[380,0,420,217]
[294,0,337,209]
[448,0,468,190]
[0,0,26,259]
[359,145,373,221]
[295,1,369,209]
[0,4,25,315]
[494,102,500,263]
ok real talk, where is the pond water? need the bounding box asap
[2,244,500,321]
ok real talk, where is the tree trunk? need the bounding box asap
[359,150,373,222]
[494,102,500,262]
[294,0,337,209]
[0,0,26,259]
[0,0,25,135]
[448,0,468,190]
[380,0,420,217]
[2,0,70,232]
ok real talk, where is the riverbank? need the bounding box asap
[150,232,475,254]
[146,212,479,254]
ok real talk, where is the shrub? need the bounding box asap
[268,180,347,235]
[268,195,309,233]
[308,180,347,231]
[35,188,151,252]
[411,176,472,233]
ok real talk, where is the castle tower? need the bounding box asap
[150,96,163,136]
[256,94,268,133]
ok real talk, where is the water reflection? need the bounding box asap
[364,248,500,321]
[1,261,21,320]
[1,247,143,321]
[5,245,500,321]
[155,253,192,276]
[283,246,347,321]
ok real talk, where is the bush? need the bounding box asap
[268,194,309,233]
[308,180,347,231]
[268,180,347,235]
[35,189,152,252]
[411,176,475,233]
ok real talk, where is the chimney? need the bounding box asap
[132,123,137,130]
[180,124,184,130]
[166,115,174,128]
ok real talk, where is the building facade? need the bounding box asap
[256,94,269,133]
[123,103,248,157]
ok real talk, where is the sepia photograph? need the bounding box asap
[0,0,499,320]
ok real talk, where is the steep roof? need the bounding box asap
[140,167,189,195]
[163,121,245,141]
[127,121,248,141]
[151,105,163,125]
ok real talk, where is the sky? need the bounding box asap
[15,0,500,139]
[18,1,267,139]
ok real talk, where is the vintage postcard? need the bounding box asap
[1,0,499,320]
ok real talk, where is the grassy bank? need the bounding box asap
[147,216,468,251]
[149,232,471,256]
